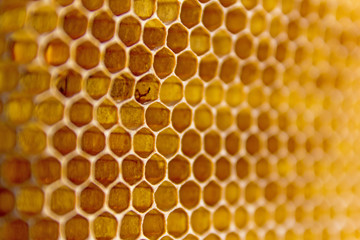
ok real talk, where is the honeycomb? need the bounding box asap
[1,0,360,239]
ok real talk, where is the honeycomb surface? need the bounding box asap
[1,0,360,239]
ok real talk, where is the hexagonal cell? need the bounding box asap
[143,209,165,239]
[110,73,134,102]
[181,129,201,157]
[157,0,180,23]
[0,63,19,93]
[219,57,238,83]
[172,103,191,133]
[67,156,90,185]
[16,186,44,215]
[226,83,245,107]
[246,134,260,155]
[134,128,155,158]
[155,181,177,211]
[236,157,250,179]
[167,208,188,237]
[270,16,283,38]
[145,154,166,184]
[215,157,231,181]
[53,126,76,155]
[146,102,170,131]
[190,27,210,56]
[0,188,14,216]
[235,34,253,59]
[191,207,210,234]
[193,155,212,182]
[159,76,182,106]
[179,181,200,209]
[180,0,201,29]
[205,80,223,106]
[212,30,231,57]
[30,218,59,240]
[76,41,100,69]
[225,131,240,155]
[93,212,117,239]
[44,38,69,66]
[119,101,143,130]
[216,107,233,131]
[256,157,270,178]
[34,157,61,185]
[20,66,50,94]
[1,156,30,184]
[225,181,240,205]
[63,9,88,39]
[69,99,92,127]
[135,74,160,104]
[118,16,141,47]
[226,232,240,240]
[257,38,271,62]
[267,135,279,154]
[242,0,258,9]
[167,23,188,53]
[108,0,130,16]
[194,104,213,131]
[9,31,38,64]
[96,99,118,129]
[236,108,252,131]
[29,6,57,34]
[134,0,155,20]
[199,53,218,82]
[213,206,230,231]
[154,48,176,79]
[18,125,47,154]
[107,182,131,214]
[175,51,198,80]
[56,69,82,98]
[225,8,246,34]
[254,207,268,227]
[122,155,143,185]
[81,127,105,156]
[168,155,190,184]
[250,11,266,36]
[234,206,248,228]
[143,19,166,50]
[109,127,131,156]
[35,97,64,125]
[50,186,75,215]
[245,181,261,203]
[288,19,300,41]
[133,181,153,213]
[203,180,221,206]
[257,111,271,131]
[202,2,223,32]
[156,127,180,158]
[219,0,236,7]
[120,211,141,239]
[94,155,119,187]
[276,41,287,62]
[204,234,221,240]
[80,183,104,214]
[91,11,115,43]
[1,219,29,240]
[81,0,103,11]
[103,43,126,73]
[265,181,279,202]
[185,78,203,106]
[65,215,89,240]
[4,96,33,125]
[204,131,221,156]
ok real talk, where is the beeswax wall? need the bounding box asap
[1,0,360,239]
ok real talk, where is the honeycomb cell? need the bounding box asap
[133,128,155,158]
[168,155,190,184]
[143,209,165,239]
[175,51,198,80]
[167,208,188,237]
[81,0,103,11]
[275,204,287,224]
[191,207,210,234]
[155,181,177,211]
[35,97,63,125]
[0,188,15,216]
[63,9,88,39]
[263,0,277,12]
[107,182,130,213]
[146,102,170,131]
[225,181,240,204]
[236,156,250,179]
[1,219,29,240]
[33,157,60,185]
[56,69,82,98]
[267,135,279,154]
[0,63,19,93]
[234,206,248,228]
[122,155,143,185]
[190,27,210,56]
[81,127,105,155]
[50,186,75,215]
[193,155,212,182]
[0,124,15,152]
[205,80,223,106]
[44,38,69,66]
[248,87,265,108]
[204,131,221,156]
[226,8,246,34]
[109,127,131,156]
[156,128,180,158]
[160,76,183,106]
[133,181,153,213]
[275,41,287,62]
[202,3,223,32]
[262,65,277,86]
[144,19,166,50]
[18,125,46,154]
[288,19,300,41]
[219,0,236,7]
[257,38,270,62]
[154,48,176,79]
[4,96,32,125]
[67,156,90,185]
[235,34,253,59]
[215,157,231,181]
[93,212,117,239]
[135,74,160,104]
[95,155,119,187]
[0,5,26,33]
[225,131,240,155]
[241,61,259,85]
[145,154,166,184]
[194,104,213,131]
[184,234,199,240]
[250,11,266,36]
[30,218,59,240]
[185,78,203,106]
[134,0,155,20]
[16,186,44,215]
[212,30,232,56]
[109,0,130,15]
[245,182,261,203]
[55,0,74,6]
[96,99,118,129]
[118,16,141,47]
[237,108,252,131]
[172,103,192,133]
[180,0,201,29]
[110,73,135,102]
[76,41,100,70]
[120,100,144,130]
[199,54,218,82]
[219,57,238,83]
[69,99,93,127]
[80,183,104,214]
[265,182,279,202]
[258,111,271,131]
[103,43,126,73]
[19,67,50,94]
[216,107,233,131]
[65,215,89,240]
[91,12,115,43]
[9,31,38,64]
[254,207,268,227]
[120,211,141,239]
[213,206,231,231]
[179,181,200,209]
[157,0,180,24]
[167,23,188,53]
[203,181,221,206]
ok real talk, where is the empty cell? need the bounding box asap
[204,181,221,206]
[134,0,156,20]
[35,97,64,125]
[225,131,240,155]
[181,129,201,157]
[56,69,82,98]
[180,0,201,28]
[175,51,198,80]
[167,208,188,237]
[34,157,61,185]
[133,181,153,213]
[95,155,119,187]
[120,100,144,130]
[236,157,250,178]
[122,155,144,185]
[190,27,210,56]
[215,157,231,181]
[144,19,166,50]
[109,127,131,156]
[154,48,176,79]
[212,30,232,56]
[108,183,130,213]
[216,107,233,131]
[1,219,29,240]
[250,11,266,36]
[146,102,170,131]
[236,108,252,131]
[63,9,88,39]
[204,131,221,156]
[235,34,253,59]
[155,181,178,211]
[213,206,231,231]
[69,99,93,127]
[118,16,141,47]
[81,127,105,155]
[18,125,47,154]
[156,128,180,157]
[167,23,188,53]
[93,212,117,239]
[16,186,44,215]
[50,186,75,215]
[109,0,130,16]
[191,207,210,234]
[5,96,33,125]
[133,128,155,158]
[179,181,201,209]
[91,12,115,42]
[245,181,261,203]
[65,215,89,240]
[20,67,50,94]
[110,73,134,102]
[44,38,69,66]
[67,156,90,185]
[0,188,15,216]
[81,0,103,11]
[143,209,165,239]
[80,183,104,214]
[193,155,212,182]
[135,74,160,104]
[226,8,246,34]
[157,0,180,23]
[145,154,166,184]
[120,211,141,239]
[225,182,240,204]
[185,78,203,106]
[168,155,190,184]
[199,54,218,82]
[96,99,118,129]
[104,43,126,73]
[86,72,110,99]
[205,81,223,106]
[30,218,59,240]
[234,206,248,228]
[160,76,183,105]
[194,104,213,131]
[220,57,238,83]
[9,31,38,64]
[172,103,192,132]
[76,41,100,69]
